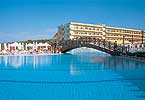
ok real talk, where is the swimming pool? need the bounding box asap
[0,54,145,100]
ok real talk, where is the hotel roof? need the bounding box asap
[68,22,144,32]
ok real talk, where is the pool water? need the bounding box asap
[0,54,145,100]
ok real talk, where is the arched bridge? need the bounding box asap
[59,39,124,56]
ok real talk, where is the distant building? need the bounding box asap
[8,42,23,51]
[26,42,52,53]
[55,22,145,44]
[0,41,52,55]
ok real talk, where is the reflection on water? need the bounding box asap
[70,64,80,76]
[0,55,52,69]
[0,54,145,73]
[0,53,145,100]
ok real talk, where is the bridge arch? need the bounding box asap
[61,43,120,56]
[64,47,111,56]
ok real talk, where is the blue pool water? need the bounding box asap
[0,53,145,100]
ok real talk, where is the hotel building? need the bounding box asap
[54,22,145,44]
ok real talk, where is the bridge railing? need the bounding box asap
[59,38,145,54]
[60,39,119,51]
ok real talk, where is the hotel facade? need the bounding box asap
[55,22,145,44]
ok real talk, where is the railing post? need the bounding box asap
[108,41,111,49]
[122,45,124,52]
[127,45,130,52]
[94,38,96,44]
[98,39,100,46]
[114,41,117,51]
[103,39,106,48]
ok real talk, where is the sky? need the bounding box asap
[0,0,145,42]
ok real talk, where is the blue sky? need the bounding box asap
[0,0,145,42]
